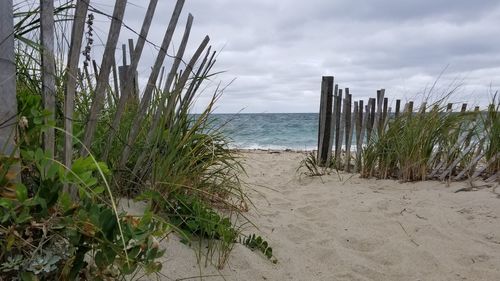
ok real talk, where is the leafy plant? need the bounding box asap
[0,148,169,280]
[240,234,277,264]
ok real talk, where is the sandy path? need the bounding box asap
[149,151,500,281]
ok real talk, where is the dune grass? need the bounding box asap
[1,1,258,279]
[361,96,498,181]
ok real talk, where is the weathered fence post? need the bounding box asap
[103,0,159,158]
[408,101,414,113]
[41,0,56,157]
[381,97,388,129]
[333,84,342,161]
[366,98,376,143]
[81,0,128,156]
[335,89,344,167]
[329,84,338,158]
[118,0,187,168]
[0,0,20,187]
[355,100,364,172]
[395,99,401,117]
[344,90,352,171]
[317,76,334,166]
[63,0,89,199]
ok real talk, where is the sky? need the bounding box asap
[89,0,500,113]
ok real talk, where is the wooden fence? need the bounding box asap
[317,76,498,182]
[0,0,212,198]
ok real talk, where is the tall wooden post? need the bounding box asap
[354,100,364,172]
[335,89,343,166]
[366,98,376,143]
[64,0,89,199]
[0,0,20,187]
[395,99,401,117]
[41,0,56,157]
[81,0,128,156]
[317,76,334,166]
[344,90,352,171]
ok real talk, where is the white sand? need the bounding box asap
[135,151,500,281]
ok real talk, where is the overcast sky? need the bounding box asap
[90,0,500,113]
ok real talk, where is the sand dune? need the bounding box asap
[143,151,500,281]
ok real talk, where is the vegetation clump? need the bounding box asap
[1,1,270,279]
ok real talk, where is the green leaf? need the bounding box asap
[95,250,113,268]
[15,183,28,202]
[59,191,72,212]
[92,185,105,194]
[99,208,116,240]
[46,163,59,180]
[14,207,32,224]
[20,271,37,281]
[0,198,14,209]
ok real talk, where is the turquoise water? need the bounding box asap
[211,113,319,150]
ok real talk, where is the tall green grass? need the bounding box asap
[483,94,500,175]
[2,1,258,278]
[361,97,498,181]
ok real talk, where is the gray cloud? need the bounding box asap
[90,0,500,112]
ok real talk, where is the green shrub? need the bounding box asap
[0,148,168,280]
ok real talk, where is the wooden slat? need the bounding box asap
[112,61,120,100]
[163,36,210,130]
[122,43,127,65]
[354,100,364,172]
[41,0,56,157]
[81,0,128,156]
[334,89,343,165]
[0,0,20,185]
[395,99,401,117]
[408,101,414,113]
[419,102,427,113]
[454,140,486,180]
[366,98,376,143]
[472,153,499,179]
[128,38,135,62]
[332,84,339,162]
[63,0,89,198]
[344,91,352,171]
[317,76,334,166]
[438,139,479,180]
[133,15,196,179]
[381,96,388,132]
[104,0,158,158]
[329,84,338,158]
[118,0,186,168]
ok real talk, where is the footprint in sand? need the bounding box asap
[339,236,385,253]
[456,253,491,266]
[285,224,315,242]
[295,205,324,218]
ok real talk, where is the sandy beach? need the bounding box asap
[143,150,500,281]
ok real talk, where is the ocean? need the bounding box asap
[211,113,319,150]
